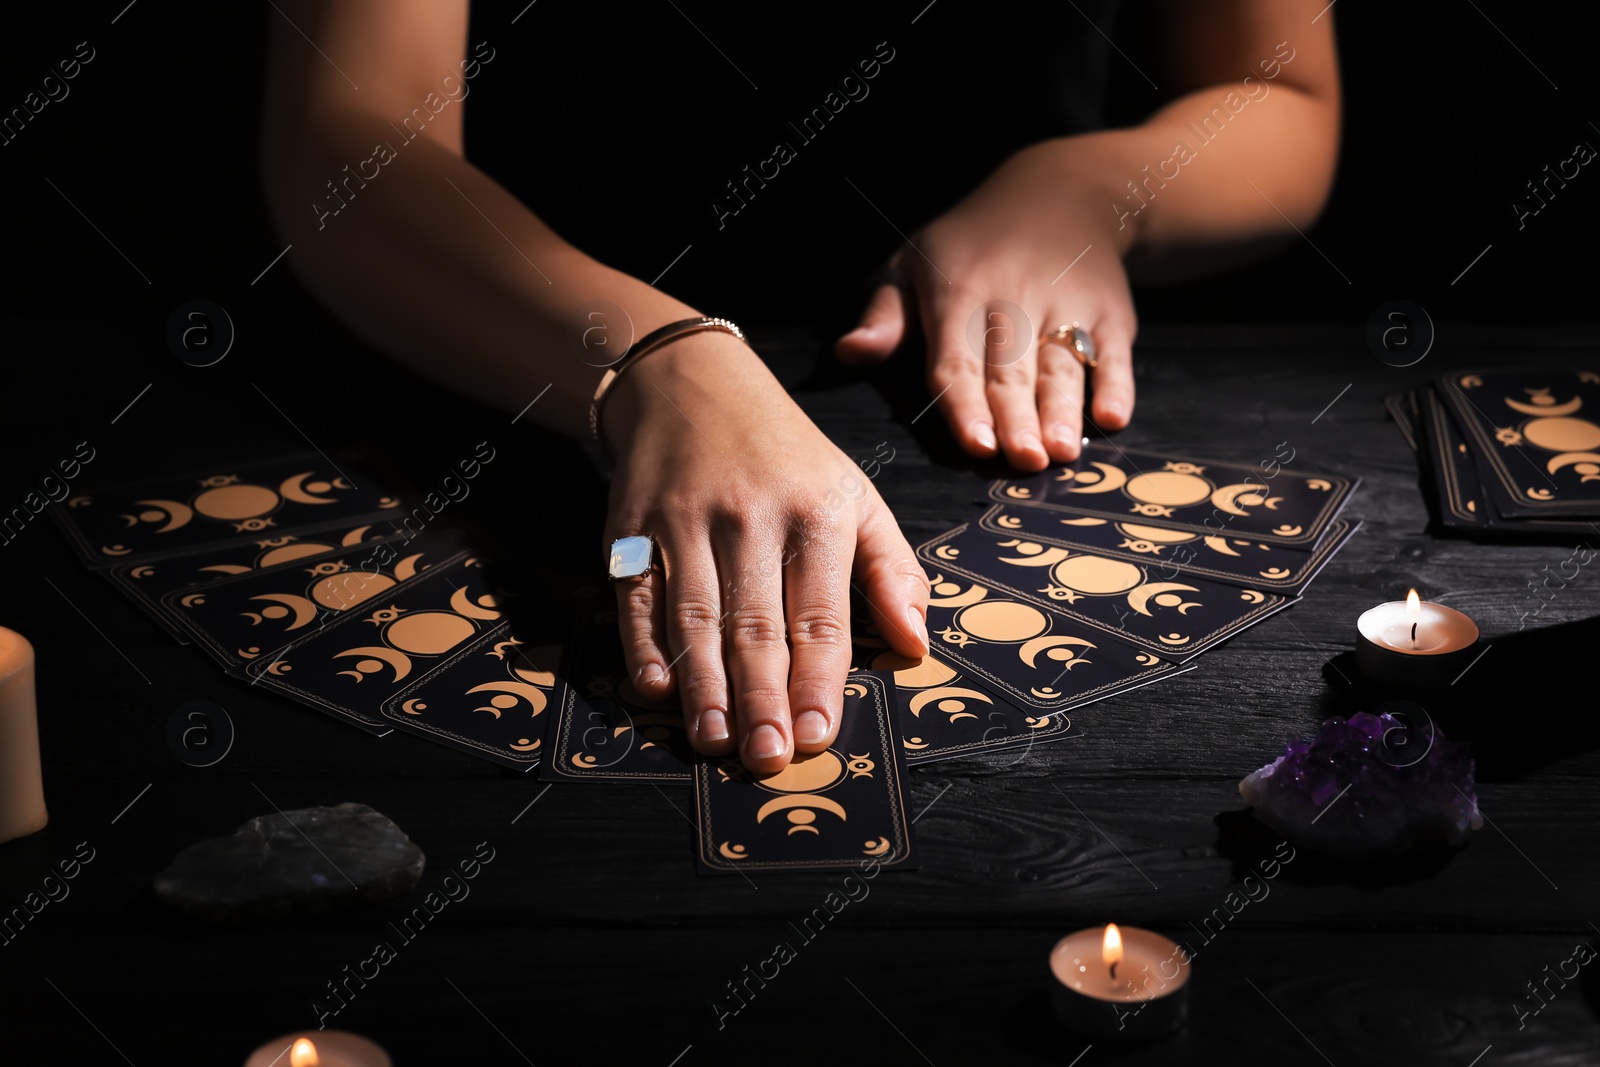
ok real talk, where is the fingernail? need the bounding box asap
[699,709,729,743]
[639,663,665,687]
[747,724,786,761]
[794,710,829,745]
[972,423,997,451]
[906,606,929,650]
[1105,399,1128,421]
[1017,432,1043,455]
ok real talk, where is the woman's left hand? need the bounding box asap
[837,138,1139,471]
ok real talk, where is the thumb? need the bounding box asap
[852,502,930,658]
[835,283,906,366]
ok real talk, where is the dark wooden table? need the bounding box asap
[2,326,1596,1065]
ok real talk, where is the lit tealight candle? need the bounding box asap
[1048,923,1191,1040]
[1356,588,1479,688]
[243,1032,390,1067]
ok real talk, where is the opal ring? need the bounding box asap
[1040,322,1098,369]
[608,535,659,581]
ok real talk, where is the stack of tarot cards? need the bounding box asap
[1388,368,1600,537]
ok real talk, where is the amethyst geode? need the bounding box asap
[1239,711,1483,861]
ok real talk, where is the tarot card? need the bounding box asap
[105,521,396,641]
[1417,387,1488,529]
[975,503,1357,597]
[54,454,403,568]
[1384,392,1420,453]
[382,621,556,771]
[918,569,1193,712]
[164,531,465,675]
[851,615,1080,764]
[245,552,507,732]
[918,524,1293,662]
[988,442,1357,547]
[694,672,915,874]
[1438,368,1600,518]
[539,608,696,783]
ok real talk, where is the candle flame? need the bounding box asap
[1102,923,1123,968]
[290,1038,319,1067]
[1405,589,1421,617]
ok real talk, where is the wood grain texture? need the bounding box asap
[1,328,1595,1062]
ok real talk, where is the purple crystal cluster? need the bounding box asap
[1239,711,1483,861]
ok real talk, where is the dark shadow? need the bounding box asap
[1579,936,1600,1027]
[1315,616,1600,782]
[1211,808,1458,888]
[998,987,1192,1062]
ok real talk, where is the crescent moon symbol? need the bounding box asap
[279,472,339,505]
[908,686,993,718]
[1064,461,1130,494]
[450,586,502,620]
[509,738,540,752]
[863,837,893,857]
[1505,395,1583,417]
[1018,635,1096,667]
[467,680,548,715]
[1202,536,1241,557]
[401,699,426,715]
[1211,482,1271,517]
[1547,452,1600,481]
[756,795,848,824]
[997,544,1072,567]
[333,645,413,681]
[1127,582,1201,617]
[134,499,195,532]
[927,578,989,608]
[249,593,320,630]
[394,553,427,581]
[340,525,374,546]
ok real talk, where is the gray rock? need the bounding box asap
[154,802,425,921]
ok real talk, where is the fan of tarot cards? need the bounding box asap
[1388,367,1600,537]
[52,444,1360,875]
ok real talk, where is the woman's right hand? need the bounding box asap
[600,329,930,775]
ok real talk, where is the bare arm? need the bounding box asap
[1102,0,1342,280]
[259,0,695,437]
[837,0,1341,468]
[259,0,931,774]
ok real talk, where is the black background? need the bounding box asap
[0,1,1596,343]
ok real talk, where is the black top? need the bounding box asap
[465,0,1131,323]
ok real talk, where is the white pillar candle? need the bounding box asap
[1049,924,1191,1040]
[0,627,47,845]
[1356,589,1480,688]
